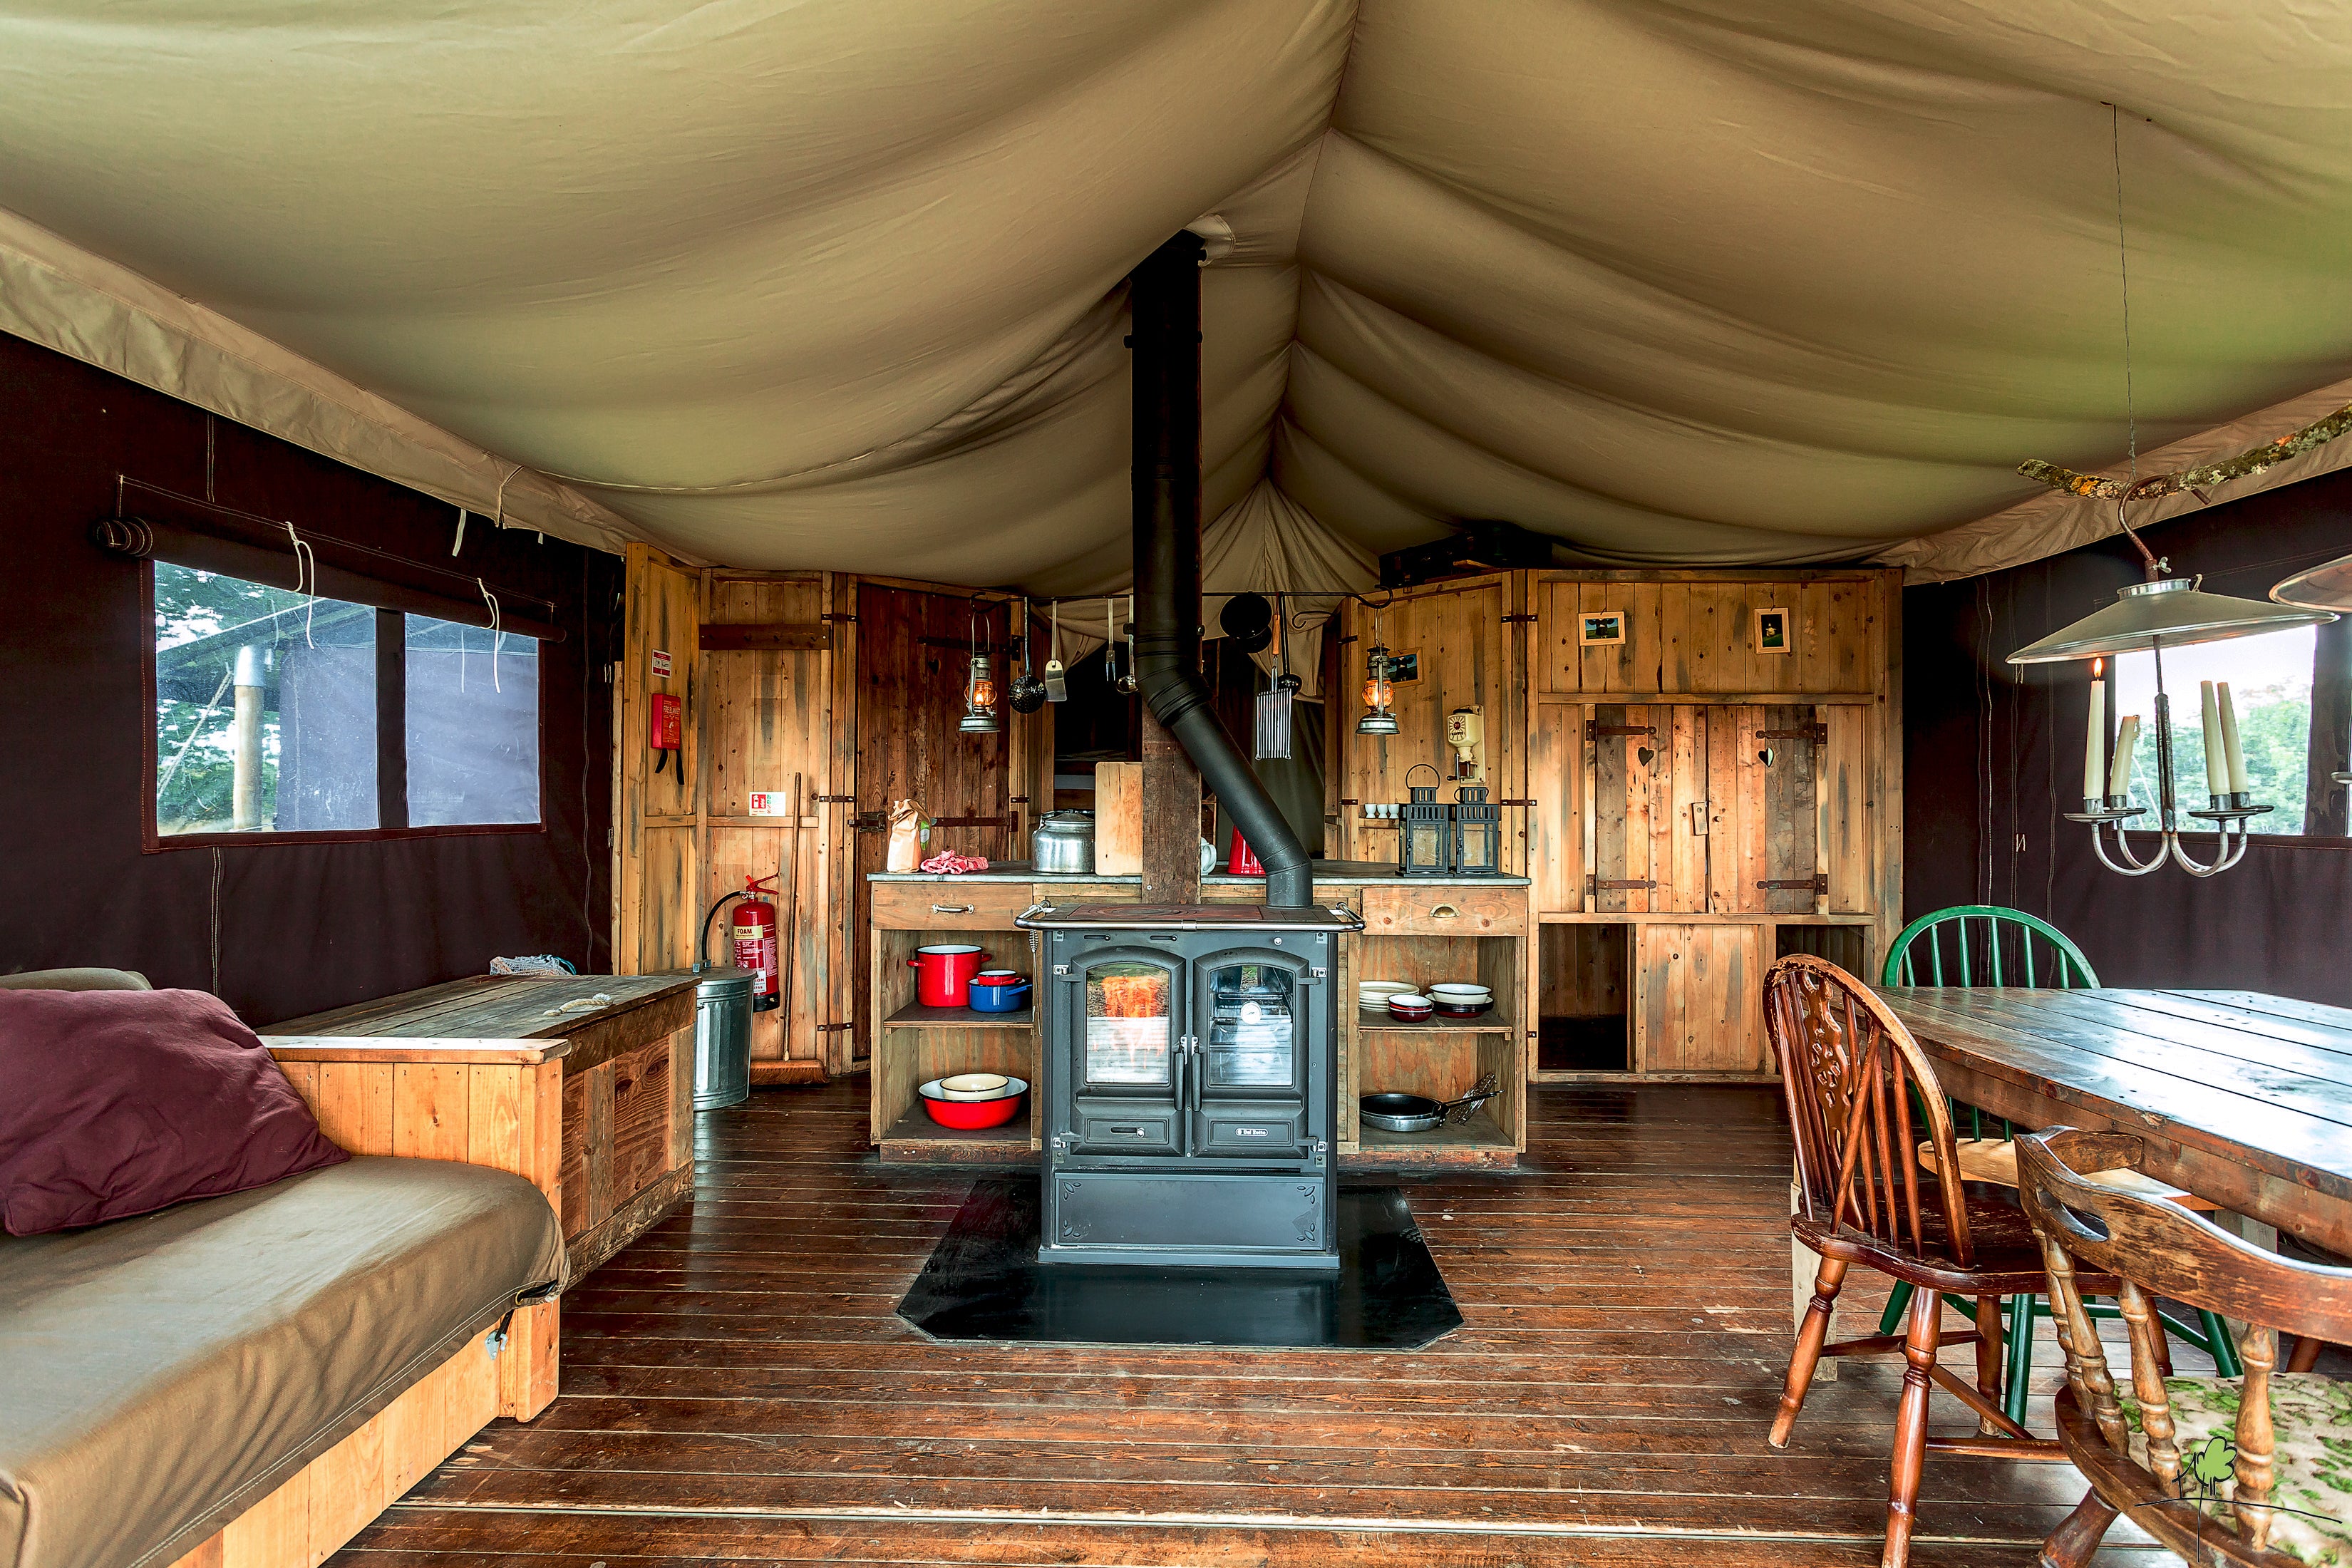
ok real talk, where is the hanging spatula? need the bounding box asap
[1042,599,1067,702]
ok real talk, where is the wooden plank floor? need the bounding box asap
[342,1081,2178,1567]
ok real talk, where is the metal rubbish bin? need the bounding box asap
[690,966,754,1111]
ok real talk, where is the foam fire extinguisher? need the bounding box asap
[729,875,780,1012]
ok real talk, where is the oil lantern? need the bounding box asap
[1356,643,1399,736]
[1451,784,1502,875]
[1400,765,1451,875]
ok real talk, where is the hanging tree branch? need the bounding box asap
[2020,403,2352,503]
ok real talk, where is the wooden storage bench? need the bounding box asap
[266,973,700,1281]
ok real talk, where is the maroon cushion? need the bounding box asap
[0,988,347,1234]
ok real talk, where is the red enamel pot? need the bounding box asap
[908,944,990,1008]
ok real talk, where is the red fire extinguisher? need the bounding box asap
[730,875,780,1012]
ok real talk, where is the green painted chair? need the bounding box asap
[1874,905,2239,1426]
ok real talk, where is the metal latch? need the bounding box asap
[1690,802,1710,833]
[1588,875,1657,895]
[1053,963,1071,976]
[1587,721,1657,740]
[1312,1139,1328,1170]
[1758,723,1830,745]
[1308,966,1327,979]
[1049,1133,1072,1168]
[1757,875,1830,894]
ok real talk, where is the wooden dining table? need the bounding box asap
[1876,986,2352,1257]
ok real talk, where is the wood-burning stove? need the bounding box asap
[1021,902,1360,1269]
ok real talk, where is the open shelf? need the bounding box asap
[885,1001,1033,1030]
[1357,1012,1513,1034]
[879,1102,1035,1163]
[1347,1107,1515,1163]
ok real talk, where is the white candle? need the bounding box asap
[2199,681,2227,795]
[2109,713,2141,801]
[2218,681,2250,793]
[2084,676,2106,799]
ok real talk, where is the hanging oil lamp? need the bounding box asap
[958,609,999,734]
[1357,640,1399,736]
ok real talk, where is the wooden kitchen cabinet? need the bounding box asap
[1634,923,1766,1073]
[1336,567,1898,1085]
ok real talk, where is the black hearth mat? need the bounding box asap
[896,1180,1463,1349]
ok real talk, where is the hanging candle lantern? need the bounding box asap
[958,612,1000,734]
[1400,765,1450,875]
[1451,784,1502,876]
[1357,642,1399,735]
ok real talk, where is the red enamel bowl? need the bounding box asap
[919,1078,1027,1129]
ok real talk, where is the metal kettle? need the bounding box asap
[1031,810,1095,874]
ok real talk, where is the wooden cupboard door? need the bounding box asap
[1590,705,1706,913]
[1706,705,1818,914]
[1636,924,1765,1073]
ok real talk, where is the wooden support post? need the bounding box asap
[1140,706,1201,904]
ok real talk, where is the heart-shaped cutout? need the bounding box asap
[1636,746,1656,767]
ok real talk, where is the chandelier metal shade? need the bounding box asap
[2270,551,2352,613]
[2008,576,2333,664]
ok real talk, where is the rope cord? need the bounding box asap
[479,577,504,693]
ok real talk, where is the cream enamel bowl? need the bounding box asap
[938,1072,1011,1100]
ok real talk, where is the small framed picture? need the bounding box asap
[1753,607,1792,655]
[1386,649,1420,683]
[1578,611,1626,646]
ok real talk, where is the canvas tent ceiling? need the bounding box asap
[4,1,2351,587]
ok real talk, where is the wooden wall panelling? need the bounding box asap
[615,545,701,977]
[1874,576,1904,971]
[701,573,835,1064]
[1094,759,1142,875]
[1634,922,1765,1073]
[1534,571,1885,699]
[828,573,860,1068]
[852,582,1028,1065]
[1343,577,1516,872]
[1525,703,1584,912]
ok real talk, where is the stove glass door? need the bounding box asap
[1190,949,1314,1160]
[1064,949,1187,1158]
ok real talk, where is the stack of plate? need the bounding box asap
[1358,980,1415,1013]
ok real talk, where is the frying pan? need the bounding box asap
[1359,1073,1500,1133]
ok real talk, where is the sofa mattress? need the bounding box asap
[0,1155,564,1568]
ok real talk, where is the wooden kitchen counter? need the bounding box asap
[867,864,1533,1170]
[267,973,700,1281]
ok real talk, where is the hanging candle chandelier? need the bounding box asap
[2007,111,2333,875]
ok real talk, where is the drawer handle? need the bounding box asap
[1111,1125,1148,1136]
[1430,903,1461,920]
[931,904,974,914]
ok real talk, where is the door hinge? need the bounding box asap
[1308,966,1327,979]
[815,1021,855,1033]
[1500,612,1537,624]
[1053,963,1072,976]
[820,612,856,624]
[1587,721,1657,740]
[1756,875,1830,894]
[1495,798,1537,807]
[814,793,856,803]
[1758,723,1830,744]
[1588,875,1657,894]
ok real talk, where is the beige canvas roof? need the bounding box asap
[4,1,2350,585]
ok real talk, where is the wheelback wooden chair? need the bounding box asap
[2017,1128,2352,1568]
[1764,954,2098,1568]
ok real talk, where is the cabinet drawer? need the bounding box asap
[871,882,1033,929]
[1359,884,1526,937]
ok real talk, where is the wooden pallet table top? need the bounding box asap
[1877,985,2352,1253]
[264,974,699,1072]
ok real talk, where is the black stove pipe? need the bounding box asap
[1128,232,1312,908]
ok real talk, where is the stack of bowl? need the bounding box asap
[1386,992,1435,1022]
[917,1072,1028,1129]
[1430,983,1492,1018]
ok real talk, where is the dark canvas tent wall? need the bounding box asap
[2,1,2351,589]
